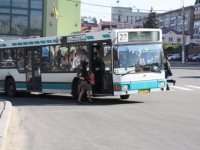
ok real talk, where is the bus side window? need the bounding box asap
[0,49,16,68]
[17,48,25,72]
[50,46,57,72]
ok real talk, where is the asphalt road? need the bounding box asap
[1,61,200,150]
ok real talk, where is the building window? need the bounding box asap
[0,8,10,13]
[177,38,181,42]
[0,0,10,7]
[30,10,42,36]
[12,9,28,15]
[11,15,28,35]
[12,0,28,8]
[169,38,173,42]
[0,14,10,34]
[31,0,43,9]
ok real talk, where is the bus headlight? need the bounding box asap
[122,85,129,91]
[159,81,165,87]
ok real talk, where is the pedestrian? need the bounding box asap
[77,61,93,104]
[164,56,176,90]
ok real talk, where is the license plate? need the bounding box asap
[138,89,150,94]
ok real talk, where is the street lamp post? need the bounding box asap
[182,5,185,63]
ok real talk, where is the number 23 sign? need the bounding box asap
[118,32,128,42]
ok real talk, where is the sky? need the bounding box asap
[80,0,195,22]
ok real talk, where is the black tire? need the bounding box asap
[72,77,81,100]
[196,58,199,61]
[120,95,129,99]
[6,78,17,97]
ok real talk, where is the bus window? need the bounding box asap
[0,49,16,68]
[41,46,50,72]
[17,48,25,72]
[70,44,89,72]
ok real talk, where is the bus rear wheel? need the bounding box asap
[120,95,129,99]
[6,78,17,97]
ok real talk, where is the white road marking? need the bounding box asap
[185,85,200,89]
[170,86,192,91]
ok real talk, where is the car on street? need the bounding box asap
[192,54,200,61]
[188,54,197,61]
[172,53,181,60]
[168,54,174,60]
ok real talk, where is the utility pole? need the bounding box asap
[182,6,185,63]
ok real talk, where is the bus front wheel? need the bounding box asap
[6,78,17,97]
[120,95,129,99]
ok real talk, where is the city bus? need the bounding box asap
[0,28,166,99]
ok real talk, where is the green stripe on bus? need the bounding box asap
[17,43,23,46]
[1,44,6,47]
[46,40,53,43]
[102,34,111,38]
[40,40,46,44]
[87,36,94,40]
[29,41,34,44]
[16,82,26,88]
[42,83,71,90]
[34,41,40,44]
[23,42,28,45]
[0,80,4,87]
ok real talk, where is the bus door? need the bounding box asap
[89,41,113,95]
[25,48,42,92]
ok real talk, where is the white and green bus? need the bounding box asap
[0,28,166,99]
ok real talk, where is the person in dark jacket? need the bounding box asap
[77,61,93,104]
[164,56,176,90]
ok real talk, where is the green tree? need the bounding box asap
[143,11,159,28]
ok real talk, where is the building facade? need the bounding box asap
[111,7,148,26]
[193,0,200,40]
[162,27,190,45]
[157,6,195,38]
[0,0,81,40]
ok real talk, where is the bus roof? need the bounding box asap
[0,28,162,49]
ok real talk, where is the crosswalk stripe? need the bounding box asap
[170,86,192,91]
[185,85,200,89]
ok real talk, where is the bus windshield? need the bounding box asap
[113,44,163,75]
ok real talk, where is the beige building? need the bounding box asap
[162,27,190,45]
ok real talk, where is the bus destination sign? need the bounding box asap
[118,31,160,43]
[67,35,86,43]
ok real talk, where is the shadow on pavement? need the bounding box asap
[0,93,143,106]
[179,76,200,79]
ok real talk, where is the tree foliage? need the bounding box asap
[143,12,159,28]
[163,43,182,51]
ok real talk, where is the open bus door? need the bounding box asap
[89,40,113,96]
[24,47,42,92]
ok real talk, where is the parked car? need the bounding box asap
[168,55,174,60]
[188,54,197,61]
[172,53,181,60]
[192,54,200,61]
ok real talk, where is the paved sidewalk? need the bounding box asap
[0,100,12,150]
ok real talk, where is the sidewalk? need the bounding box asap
[0,100,12,150]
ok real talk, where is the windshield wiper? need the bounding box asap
[143,64,161,73]
[121,69,135,76]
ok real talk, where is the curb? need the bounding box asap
[0,101,12,150]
